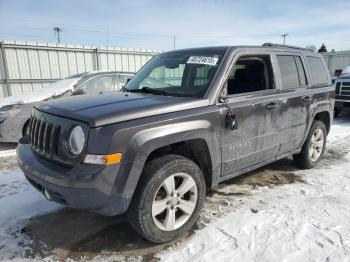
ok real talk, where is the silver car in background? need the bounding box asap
[0,71,133,143]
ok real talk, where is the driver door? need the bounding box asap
[220,53,282,178]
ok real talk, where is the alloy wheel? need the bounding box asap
[152,173,198,231]
[309,128,324,162]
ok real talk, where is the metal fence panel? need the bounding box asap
[0,84,4,97]
[48,51,60,78]
[323,51,350,75]
[0,48,4,80]
[84,52,94,72]
[0,40,161,98]
[6,48,20,79]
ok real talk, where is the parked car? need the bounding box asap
[0,71,133,142]
[17,44,333,243]
[334,66,350,116]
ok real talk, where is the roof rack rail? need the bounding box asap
[262,43,314,52]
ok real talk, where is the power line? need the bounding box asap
[0,16,281,39]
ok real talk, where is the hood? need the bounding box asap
[341,66,350,75]
[339,74,350,80]
[35,92,209,127]
[0,78,80,108]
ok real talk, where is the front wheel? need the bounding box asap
[127,154,206,243]
[294,120,327,169]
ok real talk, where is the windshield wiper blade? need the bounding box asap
[129,86,169,96]
[121,85,129,92]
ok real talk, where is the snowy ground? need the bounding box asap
[1,114,350,261]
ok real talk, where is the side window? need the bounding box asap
[295,57,307,86]
[79,75,115,94]
[306,56,329,85]
[277,55,300,89]
[227,55,274,95]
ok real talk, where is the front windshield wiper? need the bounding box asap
[129,86,169,96]
[121,85,129,92]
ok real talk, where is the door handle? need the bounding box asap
[303,96,313,103]
[265,102,277,110]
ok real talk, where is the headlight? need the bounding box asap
[68,126,85,155]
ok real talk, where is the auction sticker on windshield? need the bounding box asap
[187,56,219,66]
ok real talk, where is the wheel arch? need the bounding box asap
[314,111,331,134]
[114,120,221,203]
[145,138,213,190]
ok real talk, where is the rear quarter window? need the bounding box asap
[277,55,300,89]
[306,56,329,85]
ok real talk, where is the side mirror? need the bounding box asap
[219,95,228,103]
[73,89,85,96]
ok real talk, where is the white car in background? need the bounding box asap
[0,71,133,142]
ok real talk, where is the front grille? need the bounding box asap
[336,82,341,94]
[338,81,350,96]
[30,115,61,157]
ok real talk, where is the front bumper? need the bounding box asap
[17,143,130,216]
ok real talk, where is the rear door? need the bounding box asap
[275,54,310,155]
[220,52,283,178]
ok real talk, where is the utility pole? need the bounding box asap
[281,33,289,45]
[173,36,176,50]
[53,27,63,43]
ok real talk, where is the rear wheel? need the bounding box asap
[294,120,327,169]
[127,154,206,243]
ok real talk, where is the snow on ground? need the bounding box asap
[0,156,61,260]
[0,117,350,261]
[157,119,350,262]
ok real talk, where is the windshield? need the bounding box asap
[124,50,226,97]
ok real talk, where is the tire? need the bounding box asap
[294,120,327,169]
[127,154,206,243]
[334,107,341,118]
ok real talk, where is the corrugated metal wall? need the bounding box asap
[0,40,161,98]
[322,51,350,75]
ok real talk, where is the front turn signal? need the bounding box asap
[84,153,123,165]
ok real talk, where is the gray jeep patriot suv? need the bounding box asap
[17,43,334,243]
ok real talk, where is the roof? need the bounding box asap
[162,43,316,56]
[64,70,134,80]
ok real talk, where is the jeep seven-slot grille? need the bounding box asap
[337,82,350,96]
[30,116,61,157]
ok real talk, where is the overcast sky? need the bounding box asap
[0,0,349,51]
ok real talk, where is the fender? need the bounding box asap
[299,98,333,148]
[111,119,221,201]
